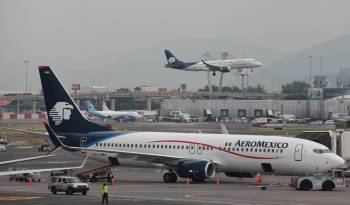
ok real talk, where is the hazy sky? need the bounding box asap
[1,0,350,92]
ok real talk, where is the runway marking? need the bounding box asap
[0,196,43,201]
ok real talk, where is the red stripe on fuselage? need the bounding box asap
[150,140,279,160]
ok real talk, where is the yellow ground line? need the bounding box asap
[0,196,43,201]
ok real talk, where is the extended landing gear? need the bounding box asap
[163,172,178,183]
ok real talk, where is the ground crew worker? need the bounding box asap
[102,183,109,204]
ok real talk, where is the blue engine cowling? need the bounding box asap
[176,160,215,180]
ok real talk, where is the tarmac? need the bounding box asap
[1,146,350,205]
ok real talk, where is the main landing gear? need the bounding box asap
[163,172,178,183]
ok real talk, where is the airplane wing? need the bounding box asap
[44,123,218,166]
[0,154,89,176]
[202,60,230,72]
[0,154,55,166]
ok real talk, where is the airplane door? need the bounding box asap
[80,137,87,153]
[294,144,303,161]
[189,144,195,154]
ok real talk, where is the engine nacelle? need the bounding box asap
[221,68,230,73]
[225,172,253,178]
[176,160,215,180]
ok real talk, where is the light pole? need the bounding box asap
[24,60,29,93]
[309,56,312,88]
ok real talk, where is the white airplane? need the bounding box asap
[85,100,142,122]
[164,50,263,76]
[0,66,345,183]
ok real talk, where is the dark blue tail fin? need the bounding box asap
[165,50,184,64]
[38,66,112,133]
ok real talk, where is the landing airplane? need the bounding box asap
[34,66,344,183]
[164,50,263,76]
[85,100,142,122]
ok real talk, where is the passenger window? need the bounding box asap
[280,149,283,153]
[157,145,159,148]
[177,145,180,149]
[135,144,137,148]
[161,145,164,148]
[127,144,129,147]
[165,145,167,149]
[173,145,176,149]
[108,143,110,147]
[100,143,102,147]
[96,143,98,147]
[148,145,150,148]
[104,143,106,147]
[255,148,258,152]
[152,145,155,148]
[267,149,270,152]
[181,146,184,149]
[271,149,274,153]
[229,143,232,146]
[250,148,253,152]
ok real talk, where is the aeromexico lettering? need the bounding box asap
[234,140,288,149]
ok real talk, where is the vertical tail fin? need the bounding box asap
[85,100,97,112]
[102,101,111,111]
[38,66,112,133]
[164,50,178,64]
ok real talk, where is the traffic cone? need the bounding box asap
[28,178,32,186]
[255,174,262,185]
[186,178,190,185]
[216,176,220,185]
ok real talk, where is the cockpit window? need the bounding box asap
[313,149,331,154]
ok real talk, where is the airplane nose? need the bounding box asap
[331,155,345,169]
[256,61,263,67]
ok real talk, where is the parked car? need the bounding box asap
[325,120,335,125]
[13,172,41,182]
[0,145,6,151]
[38,143,52,152]
[0,136,8,145]
[49,176,89,195]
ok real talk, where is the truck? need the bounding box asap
[296,130,350,169]
[49,176,89,195]
[290,170,346,191]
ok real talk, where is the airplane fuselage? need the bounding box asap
[62,131,344,176]
[165,59,262,72]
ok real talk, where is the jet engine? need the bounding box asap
[176,160,215,180]
[221,68,230,73]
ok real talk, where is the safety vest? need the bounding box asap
[103,185,109,193]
